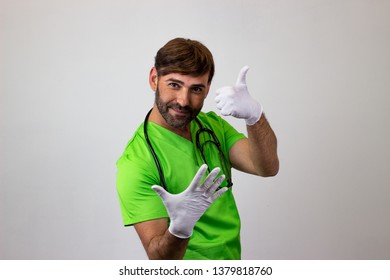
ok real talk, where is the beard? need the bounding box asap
[155,88,202,129]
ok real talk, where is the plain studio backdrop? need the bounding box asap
[1,0,389,260]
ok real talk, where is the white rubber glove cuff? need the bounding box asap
[246,101,263,126]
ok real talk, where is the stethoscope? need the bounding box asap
[143,108,232,191]
[143,109,169,190]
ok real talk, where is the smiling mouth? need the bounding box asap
[171,108,189,115]
[169,106,192,117]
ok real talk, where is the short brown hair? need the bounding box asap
[154,38,215,83]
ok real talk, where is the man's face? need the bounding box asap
[153,72,210,129]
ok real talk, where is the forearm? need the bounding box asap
[146,229,189,260]
[247,113,279,176]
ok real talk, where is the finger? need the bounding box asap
[151,185,168,200]
[201,167,221,190]
[211,186,228,201]
[216,86,230,95]
[215,98,225,110]
[215,90,230,108]
[188,164,208,191]
[220,105,234,116]
[205,174,225,196]
[235,65,250,86]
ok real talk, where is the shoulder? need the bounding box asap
[197,111,246,152]
[197,111,227,128]
[117,123,154,166]
[116,122,167,226]
[120,124,146,156]
[197,111,243,134]
[197,111,222,121]
[116,123,158,188]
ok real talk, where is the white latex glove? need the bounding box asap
[215,66,263,125]
[152,164,228,239]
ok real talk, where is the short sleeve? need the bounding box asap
[220,117,246,152]
[199,112,246,152]
[116,135,168,226]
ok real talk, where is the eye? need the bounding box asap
[168,82,181,89]
[191,87,204,94]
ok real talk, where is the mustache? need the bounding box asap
[168,103,194,114]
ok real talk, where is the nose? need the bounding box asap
[176,88,190,107]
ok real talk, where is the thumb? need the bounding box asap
[151,185,168,200]
[235,65,250,86]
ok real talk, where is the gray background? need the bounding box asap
[1,0,389,259]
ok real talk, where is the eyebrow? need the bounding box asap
[166,78,206,88]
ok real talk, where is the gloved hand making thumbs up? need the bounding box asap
[215,66,263,126]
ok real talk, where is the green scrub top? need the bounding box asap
[116,111,246,259]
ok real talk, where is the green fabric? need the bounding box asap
[116,111,246,260]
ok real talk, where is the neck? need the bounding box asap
[148,106,192,141]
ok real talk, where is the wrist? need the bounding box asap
[245,101,263,126]
[168,223,192,239]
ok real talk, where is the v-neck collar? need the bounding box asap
[146,118,202,143]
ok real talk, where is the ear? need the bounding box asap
[149,67,158,91]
